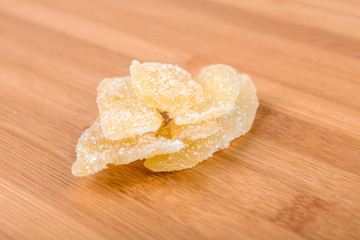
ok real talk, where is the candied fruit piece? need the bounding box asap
[171,65,241,125]
[171,119,218,142]
[130,60,204,113]
[72,119,185,177]
[97,76,162,140]
[144,74,258,172]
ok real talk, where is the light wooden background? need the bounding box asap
[1,0,359,239]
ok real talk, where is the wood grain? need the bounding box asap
[1,0,359,239]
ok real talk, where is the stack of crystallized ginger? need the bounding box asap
[72,60,258,177]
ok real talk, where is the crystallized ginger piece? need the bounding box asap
[72,119,185,177]
[130,60,204,113]
[171,119,218,142]
[144,74,258,172]
[97,76,162,140]
[171,65,241,125]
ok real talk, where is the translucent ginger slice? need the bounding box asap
[72,119,185,177]
[130,60,204,113]
[144,74,258,172]
[171,65,241,125]
[97,76,162,140]
[171,119,219,142]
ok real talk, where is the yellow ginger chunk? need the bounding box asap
[97,76,162,140]
[130,60,204,113]
[72,119,185,177]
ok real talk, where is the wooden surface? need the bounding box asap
[1,0,360,239]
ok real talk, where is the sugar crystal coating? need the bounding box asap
[72,119,185,177]
[170,65,241,125]
[130,60,204,113]
[171,119,218,142]
[97,76,162,140]
[144,74,258,172]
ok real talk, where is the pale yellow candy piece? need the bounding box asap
[97,76,162,140]
[130,60,204,113]
[171,65,241,125]
[144,74,258,172]
[171,119,218,142]
[72,119,185,177]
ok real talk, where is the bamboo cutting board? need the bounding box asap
[1,0,359,239]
